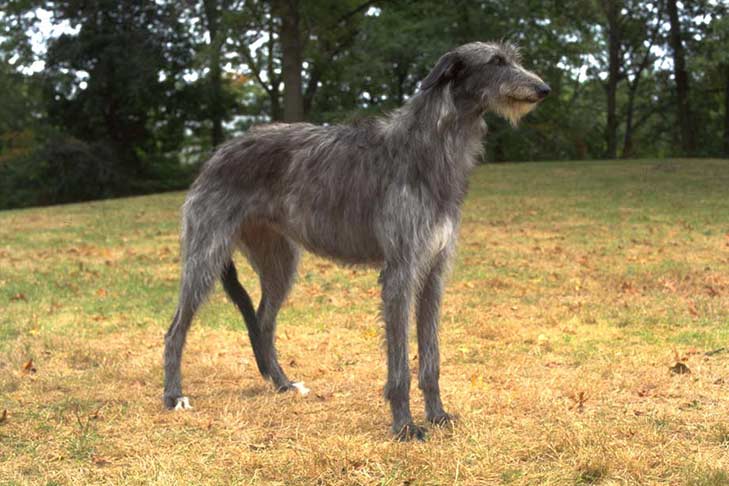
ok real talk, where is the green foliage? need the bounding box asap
[0,0,727,209]
[0,128,195,209]
[0,132,118,208]
[42,0,195,172]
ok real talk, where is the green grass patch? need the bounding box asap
[0,159,728,484]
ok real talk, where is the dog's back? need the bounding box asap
[190,121,398,264]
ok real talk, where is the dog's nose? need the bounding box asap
[536,83,551,99]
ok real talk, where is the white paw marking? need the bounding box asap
[291,382,310,397]
[174,396,192,410]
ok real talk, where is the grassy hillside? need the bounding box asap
[1,159,728,485]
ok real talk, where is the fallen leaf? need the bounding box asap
[680,399,700,410]
[92,456,111,467]
[670,362,691,375]
[10,293,27,301]
[662,280,677,292]
[568,391,588,412]
[687,301,699,317]
[96,288,107,297]
[22,359,36,374]
[685,347,701,356]
[705,285,719,297]
[620,281,637,294]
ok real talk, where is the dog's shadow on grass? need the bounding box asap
[238,385,273,398]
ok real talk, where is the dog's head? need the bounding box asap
[420,42,550,126]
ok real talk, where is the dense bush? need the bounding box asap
[0,133,195,210]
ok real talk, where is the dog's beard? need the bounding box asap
[493,98,538,127]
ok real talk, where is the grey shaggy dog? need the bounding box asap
[163,41,550,441]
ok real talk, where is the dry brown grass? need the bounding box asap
[1,159,728,485]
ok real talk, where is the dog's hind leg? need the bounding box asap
[240,224,302,393]
[163,200,234,410]
[221,260,269,377]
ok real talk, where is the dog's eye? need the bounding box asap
[489,55,506,66]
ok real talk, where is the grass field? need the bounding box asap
[1,158,728,485]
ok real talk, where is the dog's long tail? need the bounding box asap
[221,260,269,378]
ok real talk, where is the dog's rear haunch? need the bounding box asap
[163,42,549,441]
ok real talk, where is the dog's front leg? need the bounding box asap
[416,250,456,426]
[380,260,425,441]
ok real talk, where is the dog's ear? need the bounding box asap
[420,52,463,91]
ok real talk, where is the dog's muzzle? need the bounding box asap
[536,83,551,100]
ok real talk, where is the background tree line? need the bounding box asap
[0,0,727,209]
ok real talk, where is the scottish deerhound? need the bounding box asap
[163,41,549,440]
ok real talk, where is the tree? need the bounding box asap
[182,0,243,148]
[597,0,622,159]
[0,62,39,159]
[43,0,194,176]
[202,0,230,145]
[276,0,304,122]
[3,0,729,210]
[725,66,729,157]
[234,0,377,122]
[666,0,694,155]
[619,1,664,158]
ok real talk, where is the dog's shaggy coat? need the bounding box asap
[163,41,550,440]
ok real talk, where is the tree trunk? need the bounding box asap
[266,11,283,122]
[724,65,729,157]
[622,87,636,158]
[203,0,224,147]
[277,0,305,122]
[605,0,620,159]
[667,0,694,155]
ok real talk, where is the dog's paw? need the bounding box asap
[277,381,310,396]
[393,422,427,442]
[291,381,310,396]
[428,412,457,427]
[172,396,193,411]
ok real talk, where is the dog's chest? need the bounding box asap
[428,218,455,257]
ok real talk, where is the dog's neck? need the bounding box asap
[382,86,486,207]
[387,86,486,170]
